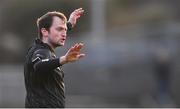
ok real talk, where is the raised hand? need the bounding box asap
[68,8,84,27]
[60,43,85,65]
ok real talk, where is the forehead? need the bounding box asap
[51,16,67,28]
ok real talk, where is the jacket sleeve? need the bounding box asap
[67,22,73,31]
[31,49,61,73]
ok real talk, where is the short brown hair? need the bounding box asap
[37,11,67,39]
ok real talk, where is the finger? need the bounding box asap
[71,52,79,55]
[74,43,83,52]
[73,43,78,48]
[78,9,84,14]
[69,46,76,52]
[73,43,79,51]
[76,15,81,19]
[71,43,84,52]
[68,47,73,53]
[74,12,83,17]
[77,54,85,59]
[77,43,84,50]
[76,10,84,15]
[75,8,84,14]
[75,8,83,12]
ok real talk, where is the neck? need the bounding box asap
[42,38,55,52]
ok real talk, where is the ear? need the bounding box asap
[41,28,49,37]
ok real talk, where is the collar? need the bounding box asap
[34,38,55,53]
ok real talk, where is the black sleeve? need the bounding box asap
[31,49,61,73]
[67,22,73,31]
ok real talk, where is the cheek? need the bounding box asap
[53,30,61,37]
[49,29,63,41]
[54,33,62,42]
[49,31,59,39]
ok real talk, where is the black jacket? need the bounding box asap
[24,38,66,108]
[24,22,72,108]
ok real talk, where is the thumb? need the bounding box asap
[77,54,85,59]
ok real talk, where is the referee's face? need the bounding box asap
[48,16,67,47]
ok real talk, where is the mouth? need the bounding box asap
[62,38,66,41]
[59,38,66,44]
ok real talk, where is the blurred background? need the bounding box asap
[0,0,180,107]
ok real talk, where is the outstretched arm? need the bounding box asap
[31,49,61,73]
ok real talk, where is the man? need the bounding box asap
[24,8,85,108]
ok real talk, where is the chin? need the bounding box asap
[59,43,65,46]
[55,43,63,47]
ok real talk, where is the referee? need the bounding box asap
[24,8,85,108]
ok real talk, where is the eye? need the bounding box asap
[56,27,67,32]
[56,27,63,31]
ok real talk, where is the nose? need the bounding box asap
[62,33,67,38]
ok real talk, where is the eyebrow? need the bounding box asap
[56,26,67,31]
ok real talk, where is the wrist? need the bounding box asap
[67,22,73,30]
[60,56,68,65]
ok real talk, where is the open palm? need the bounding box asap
[65,43,85,62]
[68,8,84,27]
